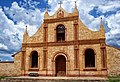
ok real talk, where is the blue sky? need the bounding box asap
[0,0,120,61]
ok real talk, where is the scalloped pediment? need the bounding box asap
[44,6,78,19]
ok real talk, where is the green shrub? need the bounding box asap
[109,76,120,82]
[0,76,8,80]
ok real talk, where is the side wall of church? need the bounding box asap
[0,52,22,76]
[107,46,120,76]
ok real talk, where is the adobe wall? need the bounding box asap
[107,46,120,76]
[0,52,22,76]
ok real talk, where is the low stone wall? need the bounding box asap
[0,51,22,76]
[0,61,15,76]
[107,46,120,76]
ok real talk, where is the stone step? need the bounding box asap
[0,76,109,82]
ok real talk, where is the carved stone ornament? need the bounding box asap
[74,20,78,25]
[57,10,64,18]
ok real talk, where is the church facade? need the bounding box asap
[0,3,120,77]
[21,4,108,77]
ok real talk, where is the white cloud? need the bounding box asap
[106,12,120,35]
[0,44,8,50]
[117,40,120,46]
[19,0,41,10]
[98,1,120,13]
[4,2,43,27]
[0,0,44,61]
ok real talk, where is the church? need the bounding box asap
[0,2,120,77]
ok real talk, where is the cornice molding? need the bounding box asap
[22,39,105,47]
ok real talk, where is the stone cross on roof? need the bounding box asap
[75,1,76,4]
[58,1,63,7]
[75,1,77,7]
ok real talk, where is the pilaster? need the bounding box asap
[21,47,26,76]
[43,23,48,71]
[73,19,79,71]
[100,39,107,70]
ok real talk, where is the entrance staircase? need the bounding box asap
[0,76,108,82]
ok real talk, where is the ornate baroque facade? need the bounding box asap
[0,3,120,77]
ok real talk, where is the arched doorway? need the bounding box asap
[55,55,66,76]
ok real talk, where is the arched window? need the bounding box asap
[31,51,38,68]
[56,25,65,42]
[85,49,95,67]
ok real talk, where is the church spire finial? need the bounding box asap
[24,26,28,35]
[75,1,77,8]
[73,1,78,14]
[99,17,105,38]
[26,26,27,32]
[101,17,102,23]
[44,5,49,18]
[58,1,63,7]
[23,26,29,43]
[100,17,103,26]
[46,6,48,13]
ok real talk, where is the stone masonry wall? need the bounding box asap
[0,52,22,76]
[107,46,120,76]
[0,62,14,76]
[13,51,22,76]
